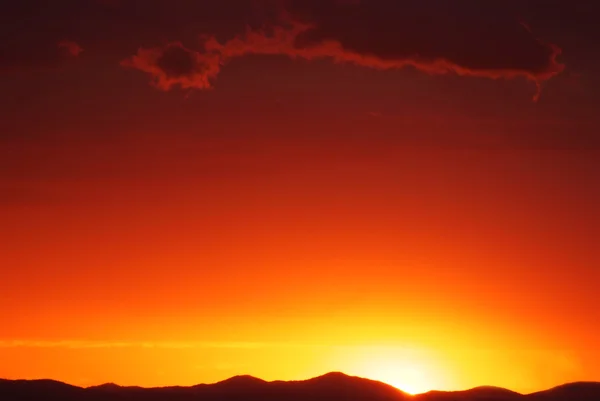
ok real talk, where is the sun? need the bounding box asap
[349,347,444,395]
[365,360,431,395]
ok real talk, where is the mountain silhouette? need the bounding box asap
[416,385,523,401]
[526,382,600,400]
[1,373,599,401]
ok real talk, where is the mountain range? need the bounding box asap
[1,372,599,401]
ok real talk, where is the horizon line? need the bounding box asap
[1,371,598,396]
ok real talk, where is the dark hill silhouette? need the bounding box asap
[0,378,85,400]
[210,375,268,390]
[416,385,523,401]
[86,382,124,390]
[526,382,600,401]
[0,373,599,401]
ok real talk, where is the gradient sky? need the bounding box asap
[1,0,599,395]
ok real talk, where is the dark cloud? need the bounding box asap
[287,0,565,100]
[0,0,258,72]
[288,0,562,73]
[121,0,565,100]
[120,42,220,90]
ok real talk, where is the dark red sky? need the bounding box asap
[1,0,599,394]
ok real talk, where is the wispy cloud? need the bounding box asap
[121,1,564,101]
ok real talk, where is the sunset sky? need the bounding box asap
[1,0,599,395]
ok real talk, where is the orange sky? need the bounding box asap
[1,0,599,395]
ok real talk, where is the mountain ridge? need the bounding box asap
[1,373,599,401]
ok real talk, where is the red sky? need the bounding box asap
[1,0,599,395]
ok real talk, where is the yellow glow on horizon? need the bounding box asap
[370,364,429,395]
[345,346,453,395]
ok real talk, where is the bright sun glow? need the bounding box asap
[366,360,430,395]
[349,346,448,395]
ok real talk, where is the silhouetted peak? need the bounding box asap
[549,381,600,390]
[307,372,376,386]
[311,371,399,387]
[306,372,408,398]
[87,382,122,391]
[314,372,352,381]
[416,385,522,400]
[16,379,65,385]
[214,375,266,386]
[530,381,600,396]
[468,385,521,394]
[6,379,79,390]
